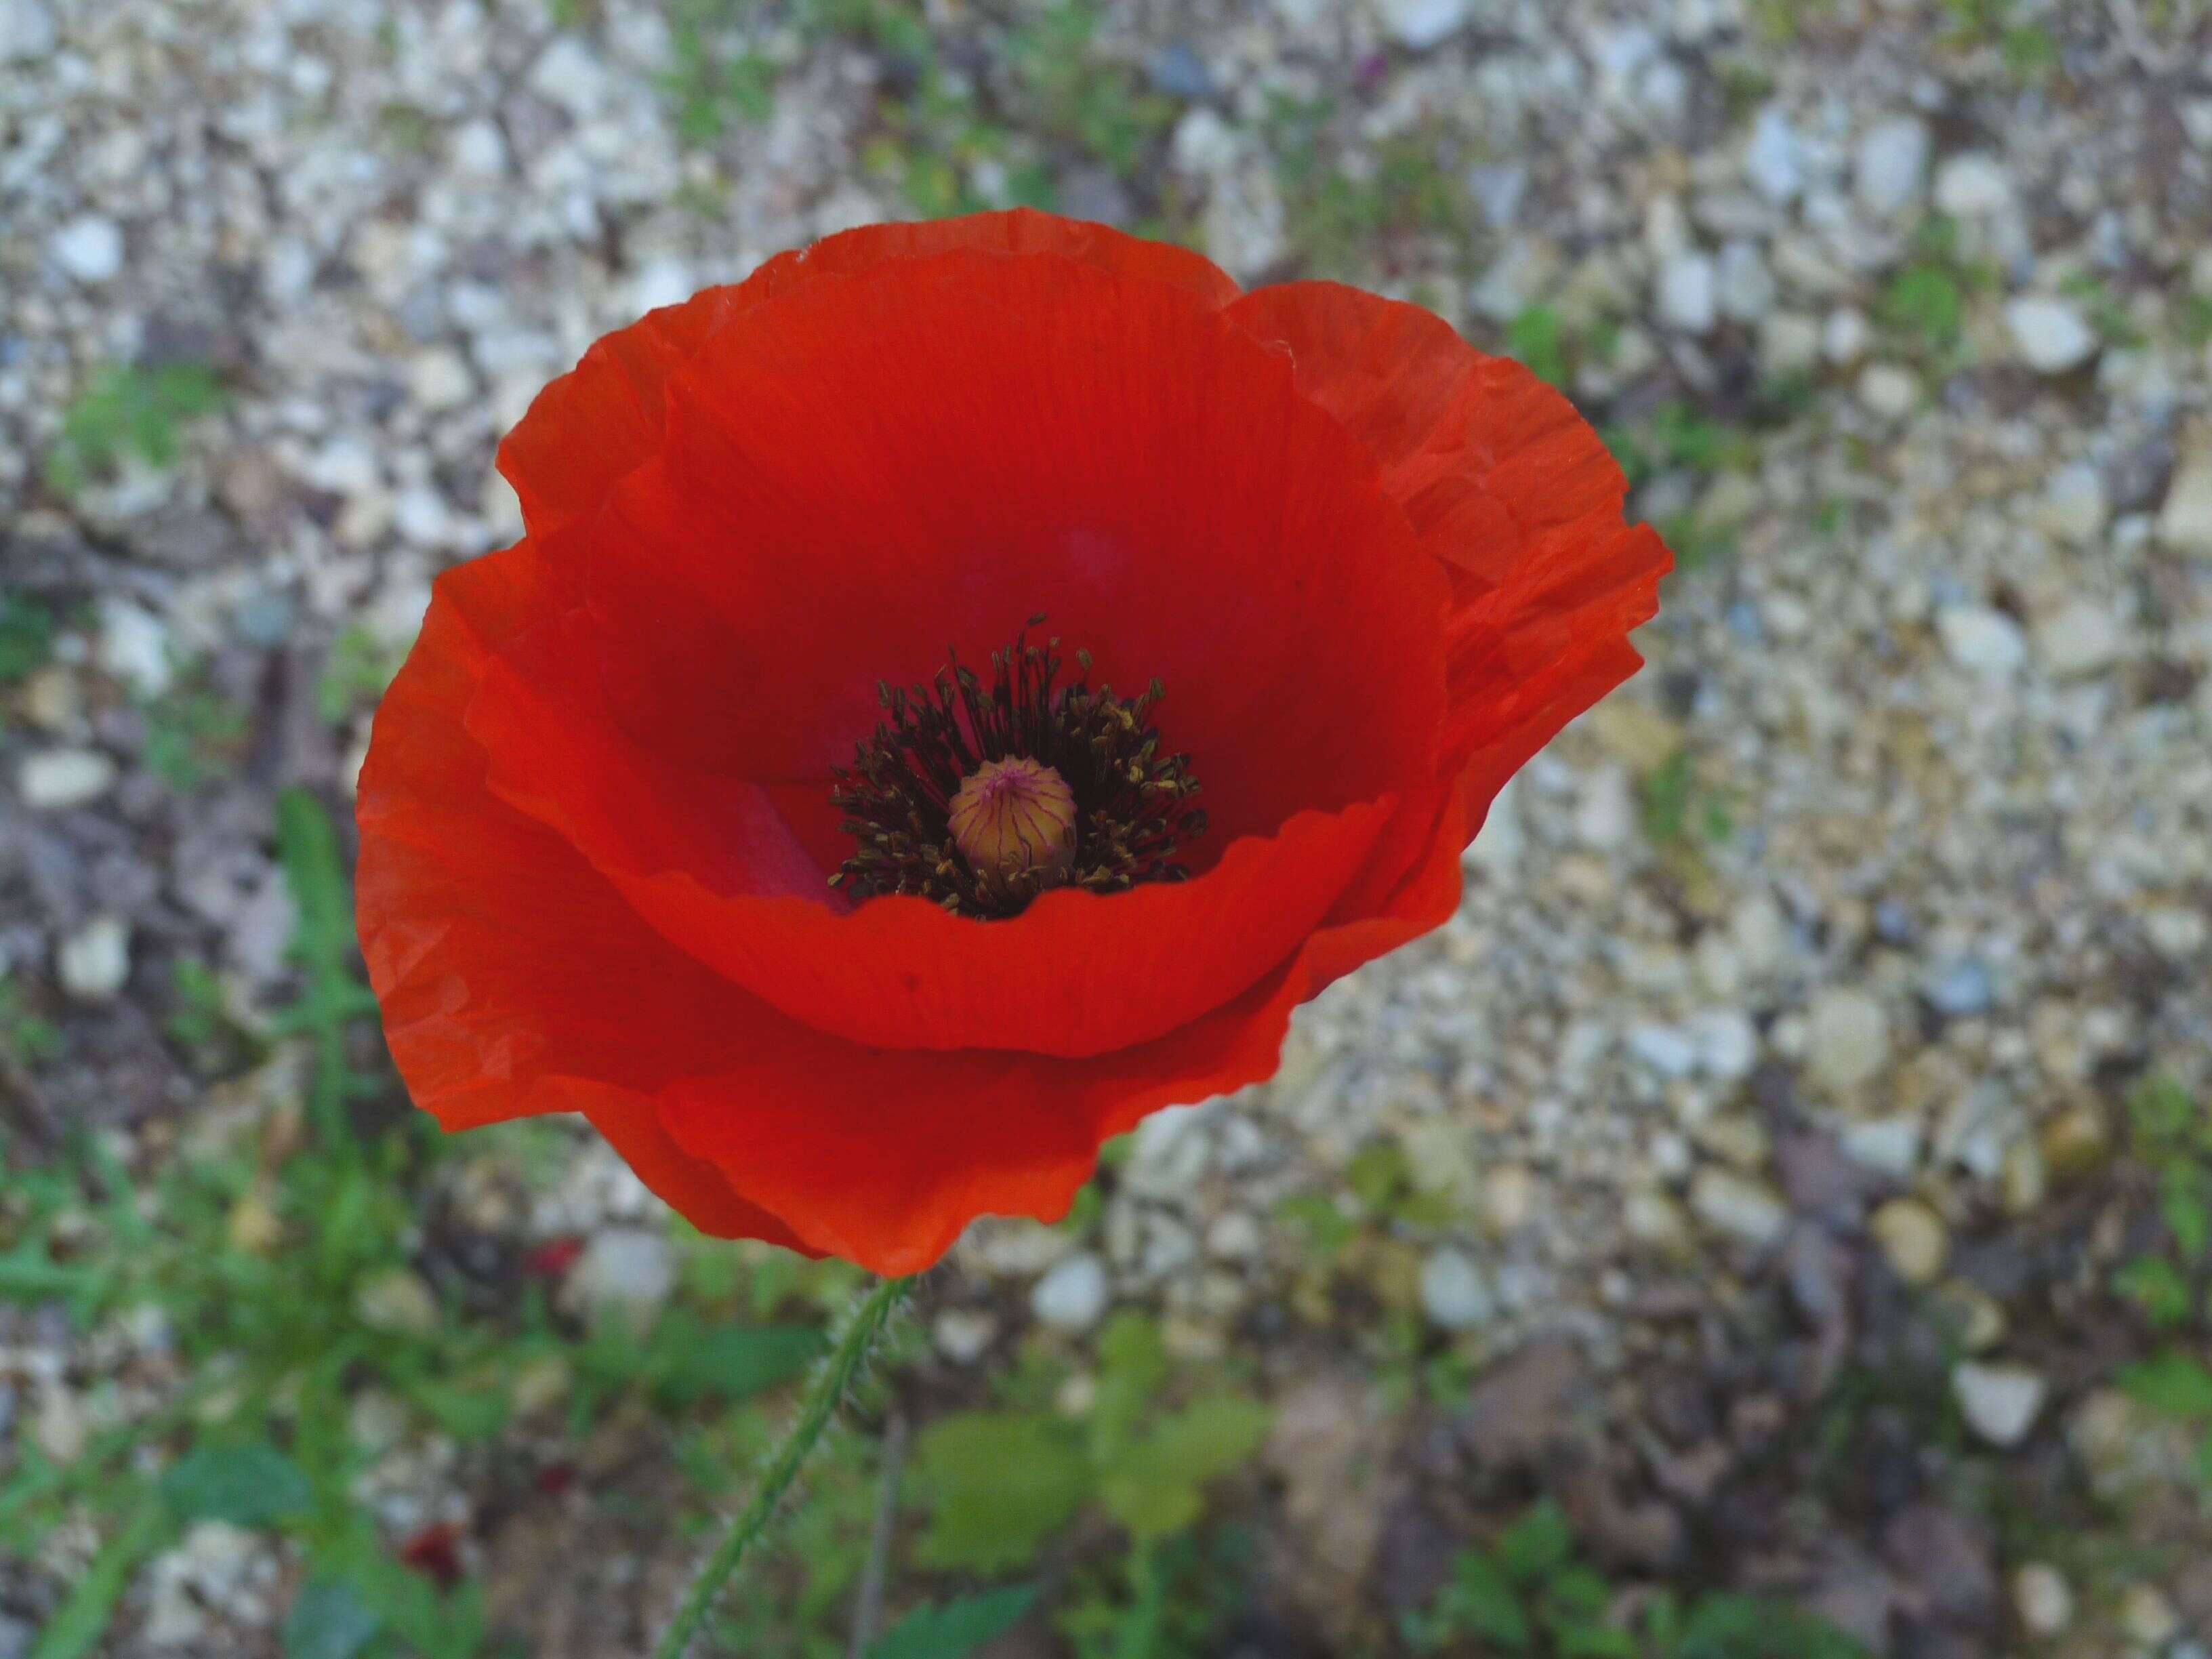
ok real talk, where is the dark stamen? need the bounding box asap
[829,618,1206,918]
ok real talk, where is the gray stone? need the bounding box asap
[1716,240,1775,323]
[1032,1251,1108,1332]
[2005,297,2098,373]
[1937,604,2028,678]
[1744,105,1804,203]
[565,1227,676,1330]
[1923,958,1994,1018]
[16,748,117,810]
[1805,987,1890,1094]
[2011,1563,2073,1636]
[2034,599,2124,679]
[1934,152,2013,217]
[1657,252,1717,333]
[1853,117,1929,215]
[57,916,129,1000]
[1689,1169,1788,1248]
[2157,455,2212,554]
[1952,1361,2047,1447]
[1375,0,1471,50]
[1418,1247,1496,1330]
[1870,1197,1947,1285]
[50,216,123,283]
[0,0,56,61]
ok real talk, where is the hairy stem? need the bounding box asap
[652,1273,916,1659]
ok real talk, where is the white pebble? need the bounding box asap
[1936,605,2028,678]
[1853,117,1930,215]
[2005,297,2098,374]
[1031,1252,1108,1332]
[16,749,117,811]
[1952,1361,2047,1447]
[1418,1248,1496,1330]
[50,216,124,283]
[58,915,131,1000]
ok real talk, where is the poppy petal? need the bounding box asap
[467,248,1449,1059]
[653,963,1307,1275]
[1223,281,1669,773]
[497,209,1237,540]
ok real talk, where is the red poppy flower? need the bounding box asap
[356,210,1667,1275]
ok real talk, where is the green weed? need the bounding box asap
[0,593,59,685]
[907,1311,1270,1571]
[1403,1500,1866,1656]
[143,672,249,792]
[2111,1076,2211,1331]
[317,626,403,726]
[45,362,226,495]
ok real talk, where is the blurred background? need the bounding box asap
[4,1,2212,1656]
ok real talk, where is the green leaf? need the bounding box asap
[2113,1254,2194,1329]
[866,1584,1039,1659]
[1097,1391,1272,1542]
[2120,1350,2212,1422]
[649,1313,825,1405]
[1089,1311,1172,1458]
[1447,1552,1534,1649]
[283,1578,384,1659]
[29,1501,170,1659]
[2158,1170,2210,1261]
[1497,1500,1576,1584]
[160,1439,313,1527]
[909,1410,1090,1572]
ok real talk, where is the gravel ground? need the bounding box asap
[5,1,2212,1656]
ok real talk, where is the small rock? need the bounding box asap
[1869,1197,1948,1286]
[1937,604,2028,678]
[1690,1169,1788,1249]
[354,1267,440,1337]
[408,349,474,414]
[1952,1361,2047,1448]
[1375,0,1472,50]
[530,35,607,113]
[1657,252,1718,333]
[57,915,130,1000]
[2006,296,2098,374]
[2012,1563,2073,1636]
[1823,306,1871,365]
[98,598,174,696]
[16,747,117,810]
[50,216,124,283]
[1716,241,1774,323]
[1854,117,1930,215]
[1032,1251,1108,1332]
[1922,958,1994,1018]
[510,1354,572,1418]
[1627,1024,1698,1080]
[2034,599,2125,679]
[2040,1104,2110,1180]
[1839,1115,1923,1179]
[1,0,58,60]
[1145,41,1212,98]
[2157,455,2212,554]
[1744,105,1804,203]
[932,1307,999,1364]
[2144,905,2209,961]
[565,1227,676,1330]
[1418,1248,1496,1331]
[1805,987,1890,1094]
[2036,461,2110,544]
[1934,153,2013,217]
[1856,362,1918,419]
[1759,310,1821,375]
[0,1612,31,1659]
[2118,1582,2180,1645]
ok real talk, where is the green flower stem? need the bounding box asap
[653,1273,916,1659]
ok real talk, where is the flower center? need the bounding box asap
[829,619,1206,918]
